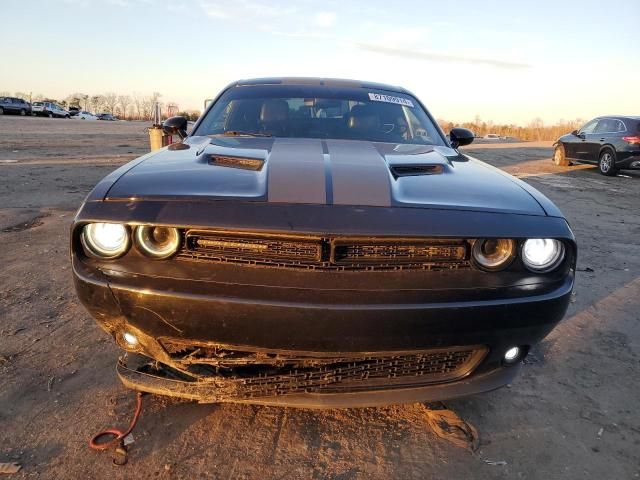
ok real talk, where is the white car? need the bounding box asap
[74,111,98,120]
[484,133,503,140]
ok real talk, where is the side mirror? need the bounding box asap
[163,116,188,140]
[449,127,475,148]
[571,129,578,136]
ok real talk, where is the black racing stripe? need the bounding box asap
[326,140,392,207]
[267,138,326,204]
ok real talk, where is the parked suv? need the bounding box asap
[97,113,116,121]
[0,97,32,116]
[32,102,70,118]
[553,116,640,176]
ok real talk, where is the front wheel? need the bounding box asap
[47,112,53,118]
[598,149,618,176]
[0,107,4,115]
[20,109,26,116]
[553,144,570,166]
[65,114,70,119]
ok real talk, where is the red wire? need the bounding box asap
[89,392,144,451]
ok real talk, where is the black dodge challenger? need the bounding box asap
[71,78,576,408]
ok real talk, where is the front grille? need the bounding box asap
[160,340,487,398]
[332,240,467,265]
[177,230,470,271]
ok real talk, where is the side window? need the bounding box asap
[616,120,626,133]
[594,119,612,133]
[579,120,598,134]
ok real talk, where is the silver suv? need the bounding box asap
[31,102,70,118]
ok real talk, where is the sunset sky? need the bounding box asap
[2,0,639,124]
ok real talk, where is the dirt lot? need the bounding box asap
[1,116,639,479]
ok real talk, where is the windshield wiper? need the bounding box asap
[219,130,272,137]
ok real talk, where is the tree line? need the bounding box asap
[0,91,201,121]
[437,116,587,142]
[1,90,585,138]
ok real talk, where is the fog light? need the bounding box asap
[122,332,138,347]
[504,346,520,363]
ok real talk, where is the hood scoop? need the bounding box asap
[208,154,265,171]
[390,164,444,177]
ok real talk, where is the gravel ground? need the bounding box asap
[0,116,639,479]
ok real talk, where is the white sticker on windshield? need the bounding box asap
[368,93,414,107]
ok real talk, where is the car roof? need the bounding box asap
[231,77,409,95]
[596,115,640,121]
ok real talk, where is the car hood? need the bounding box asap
[105,136,546,215]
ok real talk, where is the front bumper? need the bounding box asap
[117,353,521,408]
[73,254,573,406]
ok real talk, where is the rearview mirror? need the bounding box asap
[449,127,475,148]
[163,116,188,140]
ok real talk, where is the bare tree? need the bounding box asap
[142,92,162,120]
[132,93,144,120]
[66,92,86,109]
[117,95,132,119]
[102,92,118,115]
[14,91,30,101]
[90,95,104,114]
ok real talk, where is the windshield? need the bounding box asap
[194,85,445,146]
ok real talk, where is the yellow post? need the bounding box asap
[148,126,164,152]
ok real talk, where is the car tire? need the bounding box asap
[553,144,570,166]
[598,149,618,176]
[20,109,26,116]
[47,112,53,118]
[65,115,70,119]
[0,107,4,115]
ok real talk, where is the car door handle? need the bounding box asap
[600,138,606,141]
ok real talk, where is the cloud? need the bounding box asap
[198,0,297,22]
[314,11,336,28]
[197,0,340,36]
[354,42,530,70]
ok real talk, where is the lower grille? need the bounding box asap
[177,230,470,271]
[160,340,487,398]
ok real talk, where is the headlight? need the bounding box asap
[522,239,565,272]
[81,223,130,259]
[472,238,516,271]
[135,226,181,259]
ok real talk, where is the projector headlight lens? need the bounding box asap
[135,226,181,259]
[81,223,130,259]
[522,239,565,272]
[472,238,516,271]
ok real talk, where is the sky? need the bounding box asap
[1,0,639,125]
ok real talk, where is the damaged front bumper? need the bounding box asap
[117,353,521,408]
[72,230,574,407]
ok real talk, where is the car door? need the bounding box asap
[570,119,598,162]
[591,118,620,161]
[5,98,16,113]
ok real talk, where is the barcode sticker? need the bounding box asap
[368,93,414,107]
